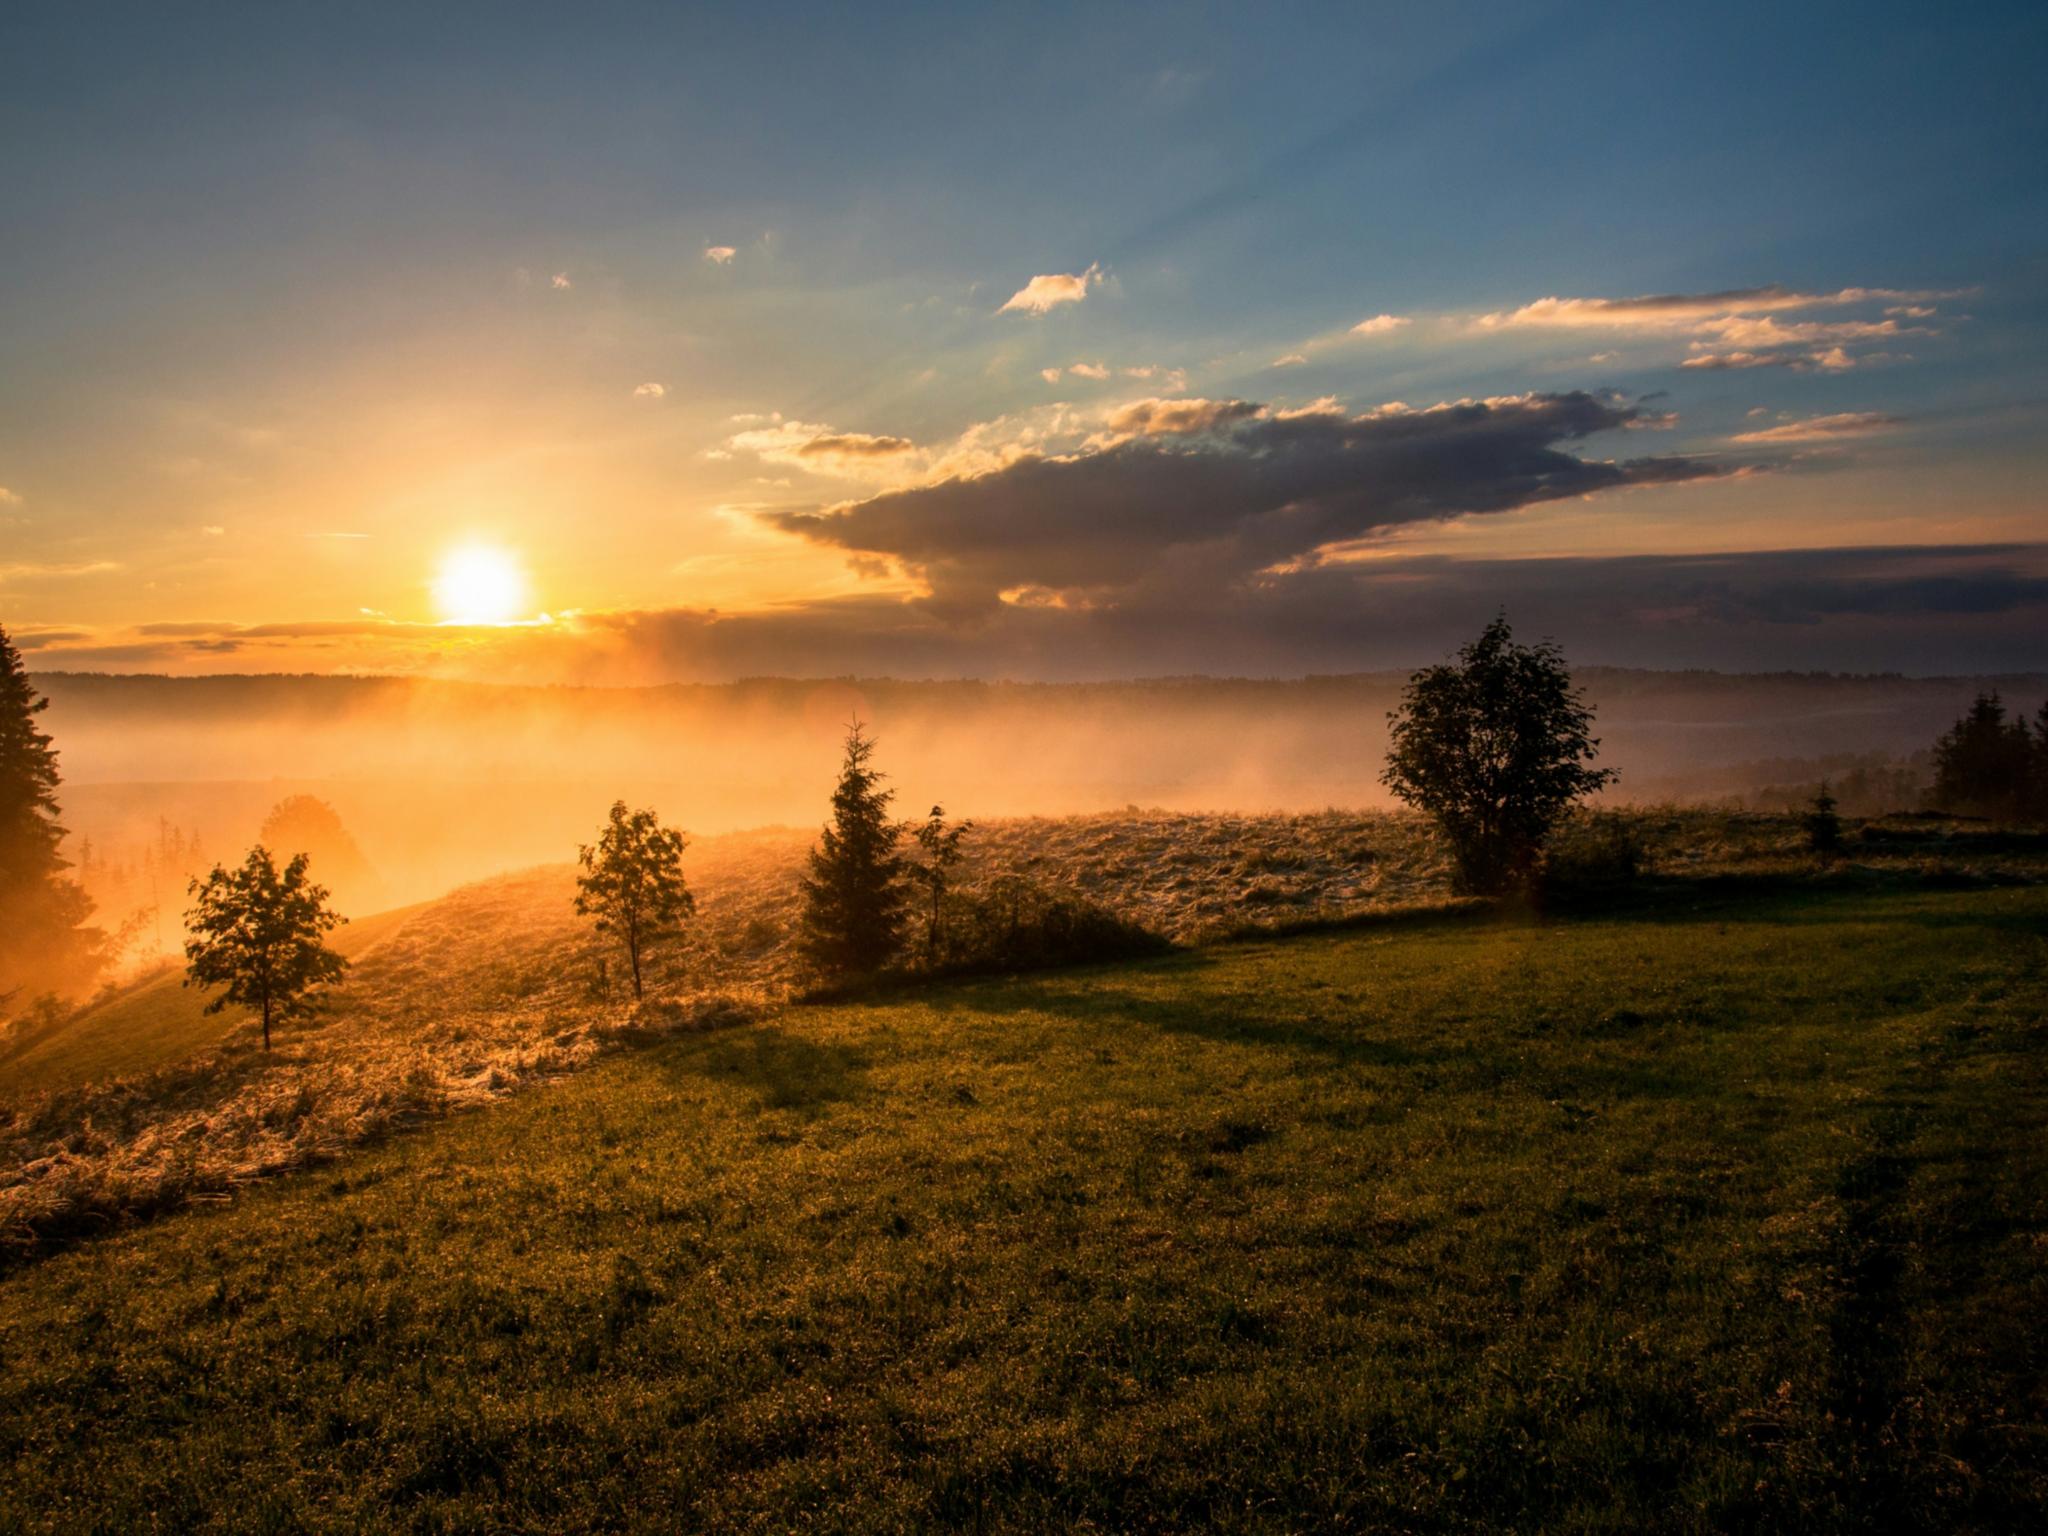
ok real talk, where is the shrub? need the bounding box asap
[1536,815,1643,899]
[931,878,1168,975]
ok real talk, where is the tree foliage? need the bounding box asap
[1929,692,2042,821]
[1382,615,1617,894]
[798,722,908,978]
[184,846,348,1049]
[908,804,972,966]
[260,794,383,909]
[0,623,105,1005]
[574,801,694,1001]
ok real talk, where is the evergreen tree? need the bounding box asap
[1382,615,1617,894]
[1929,692,2033,819]
[574,801,694,1001]
[184,846,349,1050]
[0,624,104,1005]
[1804,781,1843,855]
[797,722,908,978]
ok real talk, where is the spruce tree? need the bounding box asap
[797,722,908,978]
[0,625,104,1004]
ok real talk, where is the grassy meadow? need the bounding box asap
[1,874,2045,1531]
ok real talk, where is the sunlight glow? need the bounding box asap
[434,545,527,626]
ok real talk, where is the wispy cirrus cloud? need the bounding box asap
[1475,284,1961,331]
[1465,281,1969,375]
[1729,411,1907,445]
[998,263,1103,314]
[1350,313,1410,336]
[0,560,121,581]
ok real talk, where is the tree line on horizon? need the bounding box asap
[3,616,2045,1043]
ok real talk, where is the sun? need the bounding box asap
[433,545,527,625]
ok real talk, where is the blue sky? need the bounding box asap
[2,0,2044,677]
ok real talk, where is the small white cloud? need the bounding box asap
[999,263,1102,315]
[0,486,20,506]
[1747,406,1770,418]
[1270,353,1308,368]
[1350,313,1409,336]
[633,382,667,398]
[201,525,226,537]
[1067,362,1110,380]
[704,245,737,265]
[550,272,572,290]
[1041,367,1063,383]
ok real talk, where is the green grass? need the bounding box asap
[1,884,2044,1532]
[0,902,425,1098]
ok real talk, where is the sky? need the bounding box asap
[2,0,2045,680]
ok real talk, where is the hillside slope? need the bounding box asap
[1,884,2043,1531]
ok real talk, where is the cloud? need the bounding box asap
[1103,397,1263,437]
[31,543,2046,680]
[1350,313,1410,336]
[795,432,917,460]
[0,486,20,506]
[201,525,226,536]
[704,246,737,265]
[1270,354,1308,368]
[998,263,1102,315]
[1067,362,1110,380]
[728,419,921,476]
[764,390,1725,608]
[0,560,120,581]
[632,382,667,398]
[1729,411,1907,445]
[1476,284,1957,332]
[1040,368,1063,383]
[550,272,572,290]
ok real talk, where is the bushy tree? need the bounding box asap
[184,847,349,1050]
[908,804,972,965]
[1382,615,1617,894]
[0,624,105,1006]
[1804,781,1843,854]
[1929,692,2036,820]
[574,801,694,1001]
[798,722,908,978]
[260,794,383,910]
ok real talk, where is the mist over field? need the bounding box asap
[37,666,2044,911]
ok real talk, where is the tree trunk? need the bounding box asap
[261,993,272,1051]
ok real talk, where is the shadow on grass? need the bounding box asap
[664,1024,871,1113]
[936,954,1439,1068]
[1538,871,2047,933]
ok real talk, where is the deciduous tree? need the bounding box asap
[574,802,694,1002]
[1382,615,1616,894]
[184,847,348,1049]
[908,804,972,965]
